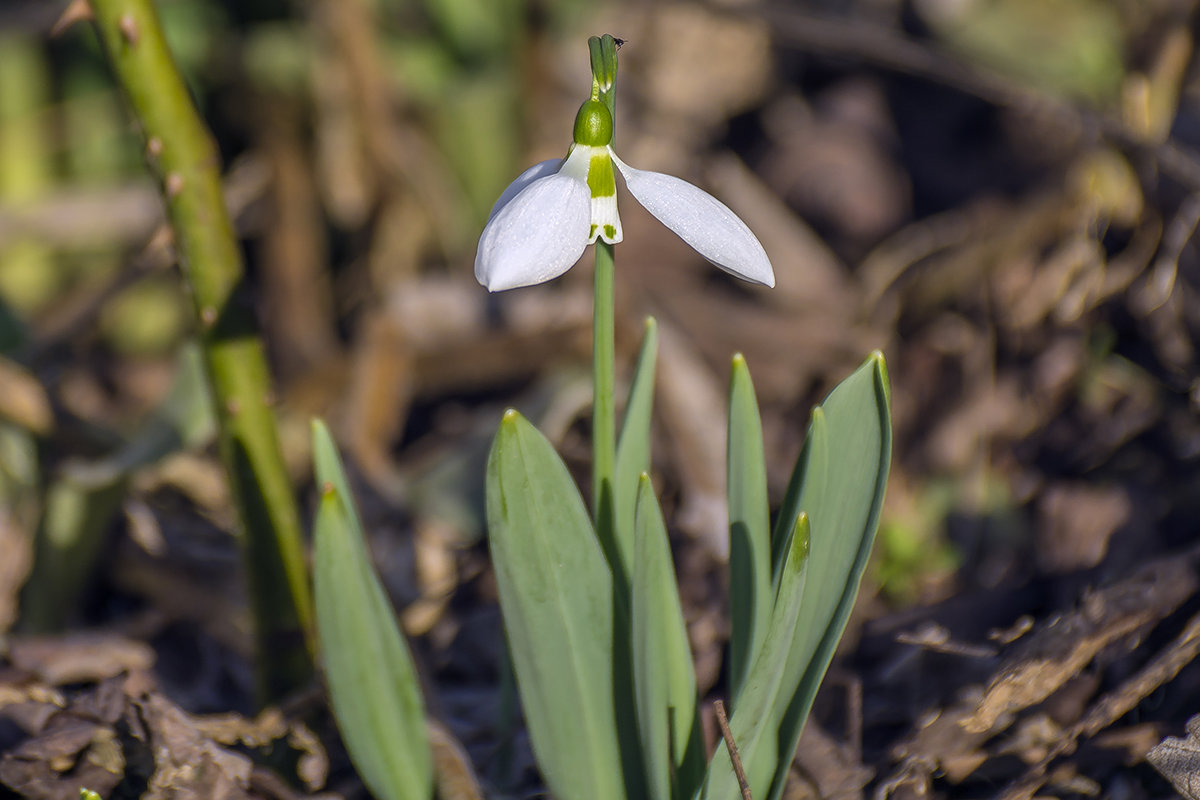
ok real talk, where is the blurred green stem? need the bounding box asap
[89,0,312,703]
[23,476,127,632]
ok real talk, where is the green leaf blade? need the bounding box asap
[705,512,810,800]
[766,353,892,800]
[633,473,704,800]
[613,317,659,598]
[486,410,625,800]
[311,420,432,800]
[727,354,772,703]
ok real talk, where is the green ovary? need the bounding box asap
[572,99,613,146]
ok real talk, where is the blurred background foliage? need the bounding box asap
[2,0,1200,796]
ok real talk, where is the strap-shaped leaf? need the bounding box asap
[727,354,771,702]
[312,420,432,800]
[633,473,704,800]
[765,353,891,800]
[704,513,810,800]
[486,410,625,800]
[613,317,659,597]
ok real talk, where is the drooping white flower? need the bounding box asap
[475,98,775,292]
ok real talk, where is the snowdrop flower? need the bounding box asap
[475,96,775,292]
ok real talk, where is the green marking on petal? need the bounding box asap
[588,154,616,198]
[590,223,598,239]
[603,224,616,240]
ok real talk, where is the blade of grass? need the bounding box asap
[610,319,659,800]
[613,317,659,596]
[705,513,810,800]
[727,354,771,703]
[765,353,891,800]
[486,410,626,800]
[312,420,432,800]
[633,473,705,800]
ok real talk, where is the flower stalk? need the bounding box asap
[593,239,616,538]
[591,33,620,542]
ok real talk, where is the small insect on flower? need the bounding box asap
[474,87,774,292]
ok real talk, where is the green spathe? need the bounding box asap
[589,34,620,97]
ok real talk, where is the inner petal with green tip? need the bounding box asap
[586,149,621,244]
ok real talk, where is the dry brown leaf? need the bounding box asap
[966,558,1196,733]
[135,692,254,800]
[194,707,329,792]
[429,718,484,800]
[639,4,771,127]
[8,633,155,686]
[0,715,124,800]
[1035,483,1131,573]
[1149,716,1200,799]
[886,556,1198,788]
[892,704,990,784]
[344,309,415,486]
[403,518,462,636]
[0,357,52,435]
[1091,722,1164,766]
[792,721,874,800]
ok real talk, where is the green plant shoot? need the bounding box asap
[314,34,892,800]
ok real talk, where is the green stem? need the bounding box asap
[89,0,312,704]
[592,240,616,533]
[590,33,619,537]
[592,237,648,800]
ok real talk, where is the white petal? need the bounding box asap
[475,172,591,292]
[611,152,775,287]
[486,159,562,222]
[589,191,623,244]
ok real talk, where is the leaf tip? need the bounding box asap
[311,417,333,445]
[793,511,810,560]
[872,352,892,406]
[501,408,523,427]
[869,349,888,377]
[729,354,753,396]
[321,481,336,497]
